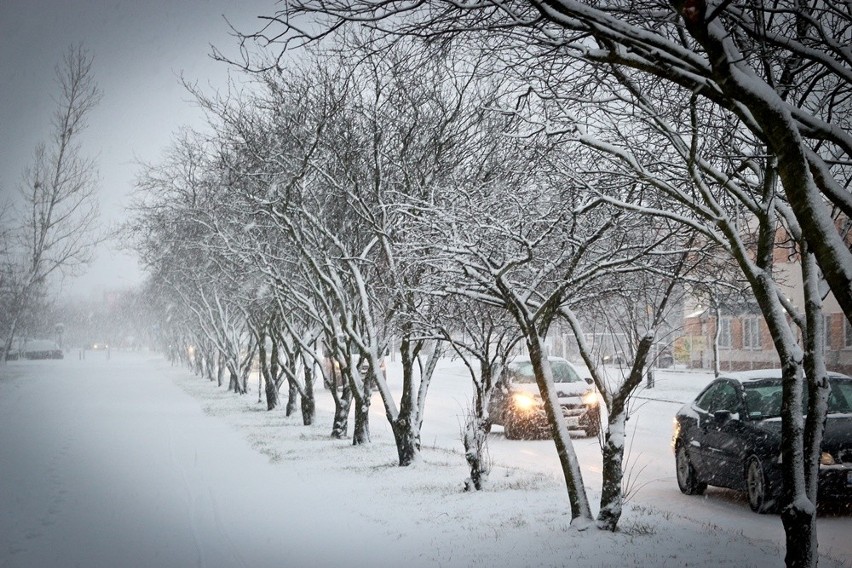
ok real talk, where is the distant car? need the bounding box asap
[90,341,109,351]
[19,339,63,360]
[489,356,600,439]
[672,370,852,513]
[322,356,386,390]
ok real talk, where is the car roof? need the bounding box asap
[717,369,851,383]
[509,356,570,364]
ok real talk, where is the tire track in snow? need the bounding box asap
[170,428,206,568]
[170,424,247,568]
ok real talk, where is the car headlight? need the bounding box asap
[582,391,599,407]
[820,452,836,466]
[512,392,539,412]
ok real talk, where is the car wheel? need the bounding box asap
[746,457,775,514]
[675,443,706,495]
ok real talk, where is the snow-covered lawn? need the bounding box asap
[0,351,848,567]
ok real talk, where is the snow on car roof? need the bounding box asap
[719,369,851,382]
[509,355,569,363]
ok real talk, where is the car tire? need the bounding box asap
[746,456,775,514]
[675,443,706,495]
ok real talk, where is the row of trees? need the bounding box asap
[130,37,703,531]
[242,3,850,566]
[133,2,849,563]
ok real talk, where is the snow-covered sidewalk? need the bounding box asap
[0,352,844,567]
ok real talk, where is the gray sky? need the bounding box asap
[0,0,275,297]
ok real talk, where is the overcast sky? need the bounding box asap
[0,0,276,298]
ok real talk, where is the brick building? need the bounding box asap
[679,224,852,376]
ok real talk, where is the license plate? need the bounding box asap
[847,471,852,487]
[565,416,580,427]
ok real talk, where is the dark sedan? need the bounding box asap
[672,370,852,513]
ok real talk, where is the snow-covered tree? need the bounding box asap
[2,45,105,362]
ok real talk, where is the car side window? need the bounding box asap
[695,382,722,411]
[694,381,741,413]
[713,382,741,413]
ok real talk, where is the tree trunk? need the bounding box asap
[203,348,215,381]
[463,414,490,491]
[351,365,372,445]
[464,364,493,490]
[352,398,371,445]
[264,373,279,410]
[392,337,422,466]
[597,411,626,530]
[1,315,19,364]
[286,379,298,416]
[228,366,245,394]
[331,385,351,439]
[391,417,420,466]
[526,335,593,524]
[216,353,225,387]
[596,335,654,531]
[781,507,817,568]
[301,364,315,425]
[192,351,202,376]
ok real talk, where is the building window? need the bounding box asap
[718,317,732,349]
[743,317,762,350]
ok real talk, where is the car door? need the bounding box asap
[699,380,749,489]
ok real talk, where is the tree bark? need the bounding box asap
[526,334,593,523]
[597,411,626,531]
[285,379,298,416]
[331,381,351,439]
[300,363,315,425]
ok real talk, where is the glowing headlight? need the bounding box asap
[819,452,836,466]
[512,392,538,412]
[582,391,599,407]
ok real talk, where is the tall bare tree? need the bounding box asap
[2,45,103,362]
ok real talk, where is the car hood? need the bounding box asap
[512,382,590,398]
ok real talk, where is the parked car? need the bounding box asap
[489,356,600,439]
[672,370,852,513]
[322,355,386,390]
[17,339,63,360]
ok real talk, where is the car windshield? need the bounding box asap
[744,377,852,419]
[509,360,581,384]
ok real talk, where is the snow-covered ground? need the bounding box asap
[1,351,849,567]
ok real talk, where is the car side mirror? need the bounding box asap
[714,410,733,423]
[584,378,593,385]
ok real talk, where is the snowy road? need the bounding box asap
[0,353,393,568]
